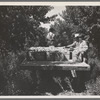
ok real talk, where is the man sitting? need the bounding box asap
[67,34,88,62]
[77,34,88,62]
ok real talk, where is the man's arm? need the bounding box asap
[67,41,76,48]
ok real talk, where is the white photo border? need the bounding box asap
[0,1,100,99]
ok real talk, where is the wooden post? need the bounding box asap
[69,47,77,77]
[70,51,72,60]
[69,47,73,60]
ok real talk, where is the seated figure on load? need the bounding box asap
[66,33,88,62]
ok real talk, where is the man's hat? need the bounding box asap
[75,33,79,38]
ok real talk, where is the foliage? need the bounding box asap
[51,6,100,51]
[63,6,100,51]
[86,76,100,95]
[0,6,53,55]
[0,51,35,95]
[50,18,73,46]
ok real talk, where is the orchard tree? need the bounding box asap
[50,19,74,46]
[63,6,100,49]
[52,6,100,53]
[0,6,53,55]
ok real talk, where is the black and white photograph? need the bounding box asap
[0,2,99,97]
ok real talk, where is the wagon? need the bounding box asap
[20,46,90,93]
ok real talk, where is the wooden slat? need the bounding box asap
[20,61,90,71]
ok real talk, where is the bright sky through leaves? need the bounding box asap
[40,6,66,30]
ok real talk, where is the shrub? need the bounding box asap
[86,76,100,95]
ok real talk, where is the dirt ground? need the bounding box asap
[45,91,92,96]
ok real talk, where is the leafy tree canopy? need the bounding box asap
[51,6,100,55]
[0,6,53,55]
